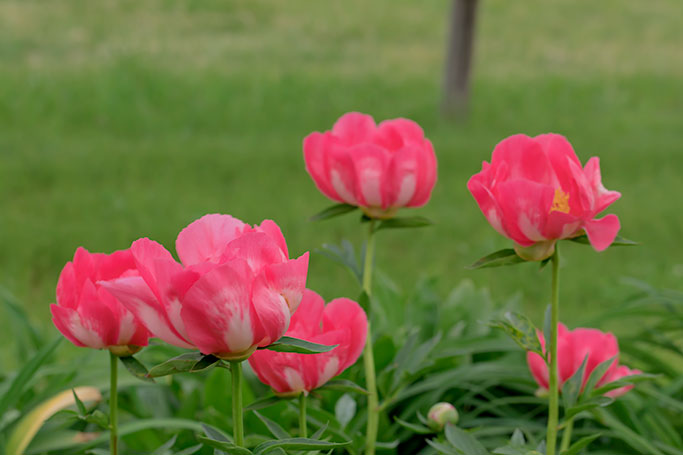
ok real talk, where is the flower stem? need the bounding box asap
[362,219,379,455]
[109,351,118,455]
[231,361,244,447]
[560,417,574,452]
[546,247,561,455]
[299,393,308,438]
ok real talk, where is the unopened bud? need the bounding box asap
[427,402,459,431]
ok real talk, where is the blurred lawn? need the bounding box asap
[1,0,682,346]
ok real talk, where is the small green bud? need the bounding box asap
[427,402,459,431]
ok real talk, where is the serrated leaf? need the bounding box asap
[375,216,434,231]
[317,379,368,395]
[120,355,155,383]
[490,312,543,356]
[561,434,600,455]
[444,424,488,455]
[197,436,252,454]
[147,352,219,378]
[394,417,433,434]
[310,203,358,222]
[467,249,526,270]
[259,336,337,354]
[253,438,351,455]
[568,234,637,247]
[245,395,284,411]
[253,411,290,439]
[562,355,588,409]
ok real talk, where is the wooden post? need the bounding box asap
[442,0,479,118]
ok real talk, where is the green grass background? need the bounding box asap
[1,0,681,349]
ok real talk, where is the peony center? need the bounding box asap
[550,188,570,214]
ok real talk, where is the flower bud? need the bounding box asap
[427,402,459,431]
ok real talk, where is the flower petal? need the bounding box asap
[176,214,248,266]
[303,131,342,202]
[584,214,621,252]
[331,112,376,145]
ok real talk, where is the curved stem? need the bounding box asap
[546,247,561,455]
[560,417,574,452]
[299,393,308,438]
[362,220,379,455]
[231,361,244,447]
[109,351,118,455]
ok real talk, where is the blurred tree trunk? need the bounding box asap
[442,0,479,118]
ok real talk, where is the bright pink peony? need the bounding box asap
[51,247,150,354]
[248,289,367,395]
[102,214,309,361]
[527,323,640,398]
[467,134,621,260]
[303,112,437,219]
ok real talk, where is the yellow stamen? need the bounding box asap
[550,188,570,214]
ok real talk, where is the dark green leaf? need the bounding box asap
[394,417,433,434]
[581,356,616,399]
[564,398,612,420]
[120,355,155,383]
[83,410,109,429]
[147,352,219,378]
[561,434,601,455]
[197,436,253,455]
[245,395,284,412]
[72,389,87,416]
[253,438,351,455]
[444,424,488,455]
[490,312,543,356]
[260,336,337,354]
[375,216,434,231]
[562,355,588,409]
[309,204,358,222]
[253,411,290,439]
[568,234,638,247]
[426,439,460,455]
[467,249,526,270]
[317,379,368,395]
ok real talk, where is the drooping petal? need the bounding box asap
[181,260,255,356]
[583,214,621,252]
[176,214,248,266]
[583,157,621,214]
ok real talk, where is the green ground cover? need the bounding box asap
[1,0,681,347]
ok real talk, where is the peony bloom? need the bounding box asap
[102,214,309,361]
[467,134,621,260]
[303,112,437,219]
[248,289,367,396]
[51,247,150,355]
[527,323,640,398]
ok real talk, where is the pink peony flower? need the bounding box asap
[467,134,621,260]
[303,112,437,219]
[51,247,150,354]
[248,289,367,395]
[527,323,640,398]
[102,214,309,361]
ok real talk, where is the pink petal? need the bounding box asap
[536,133,582,189]
[526,351,549,389]
[322,297,368,373]
[176,214,248,266]
[570,328,619,387]
[257,253,310,315]
[248,349,303,394]
[50,304,91,348]
[76,280,118,346]
[604,366,641,398]
[372,118,424,151]
[221,231,287,275]
[408,139,438,207]
[467,177,509,239]
[303,132,342,202]
[348,143,391,208]
[491,135,554,185]
[288,289,326,335]
[327,144,359,205]
[583,157,621,214]
[56,261,79,309]
[255,219,289,259]
[181,260,255,356]
[584,214,621,251]
[331,112,376,145]
[496,180,556,246]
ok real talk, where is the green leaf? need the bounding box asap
[581,356,616,399]
[259,336,337,354]
[72,389,87,416]
[375,216,434,231]
[317,379,368,395]
[253,411,290,439]
[564,398,612,420]
[120,355,155,383]
[561,434,601,455]
[83,410,109,429]
[467,249,526,270]
[201,423,232,443]
[562,355,588,409]
[0,337,61,418]
[197,436,253,455]
[426,439,460,455]
[334,394,356,428]
[510,429,525,446]
[568,234,638,247]
[147,352,220,378]
[315,240,363,284]
[591,373,656,396]
[174,445,202,455]
[444,424,488,455]
[245,395,284,411]
[253,438,351,455]
[490,312,543,356]
[309,203,358,222]
[542,305,552,363]
[394,417,433,435]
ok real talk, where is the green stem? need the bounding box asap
[546,247,561,455]
[299,393,308,438]
[109,351,118,455]
[231,361,244,447]
[362,220,379,455]
[560,417,574,452]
